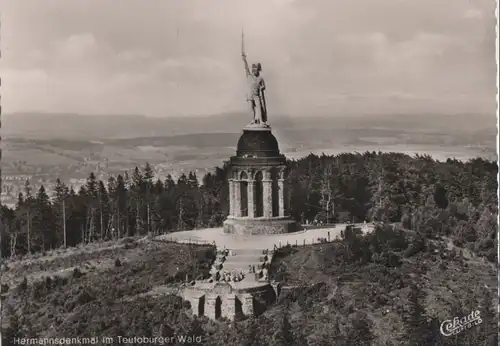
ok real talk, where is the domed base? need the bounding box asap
[223,217,298,235]
[236,124,280,158]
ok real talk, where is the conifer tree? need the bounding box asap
[33,185,53,251]
[143,163,155,235]
[131,167,145,235]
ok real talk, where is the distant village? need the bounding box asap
[1,161,211,208]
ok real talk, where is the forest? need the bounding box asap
[0,152,498,345]
[1,220,497,345]
[1,152,497,262]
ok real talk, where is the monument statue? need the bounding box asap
[241,31,268,126]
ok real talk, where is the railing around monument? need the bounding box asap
[154,237,216,247]
[272,224,372,251]
[273,236,334,251]
[158,234,336,251]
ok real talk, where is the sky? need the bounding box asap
[0,0,497,117]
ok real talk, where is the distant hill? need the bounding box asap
[1,112,240,140]
[1,112,496,171]
[2,112,495,141]
[104,133,241,148]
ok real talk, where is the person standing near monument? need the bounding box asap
[241,31,268,125]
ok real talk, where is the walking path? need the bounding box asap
[157,223,374,289]
[157,223,373,250]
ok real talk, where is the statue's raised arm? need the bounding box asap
[242,53,250,77]
[241,30,250,77]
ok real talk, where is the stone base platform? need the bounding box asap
[223,217,298,235]
[183,281,278,320]
[185,280,271,294]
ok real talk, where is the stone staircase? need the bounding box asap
[210,247,272,282]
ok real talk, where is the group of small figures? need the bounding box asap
[217,249,231,258]
[210,267,269,283]
[211,248,271,283]
[250,264,269,281]
[213,269,245,283]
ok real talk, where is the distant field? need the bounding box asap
[2,146,79,166]
[2,127,495,175]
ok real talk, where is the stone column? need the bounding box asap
[241,294,254,316]
[190,297,198,315]
[263,171,273,218]
[222,295,236,320]
[247,180,255,218]
[205,296,217,320]
[278,178,285,217]
[228,179,234,217]
[234,181,241,217]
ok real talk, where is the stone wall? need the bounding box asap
[184,286,276,320]
[182,248,280,321]
[223,218,298,235]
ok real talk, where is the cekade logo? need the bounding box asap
[440,310,482,336]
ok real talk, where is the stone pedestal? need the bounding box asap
[224,124,297,235]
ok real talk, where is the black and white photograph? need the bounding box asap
[0,0,498,345]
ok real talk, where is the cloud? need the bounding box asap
[0,0,496,117]
[1,68,51,110]
[117,50,153,62]
[464,8,484,19]
[57,34,97,57]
